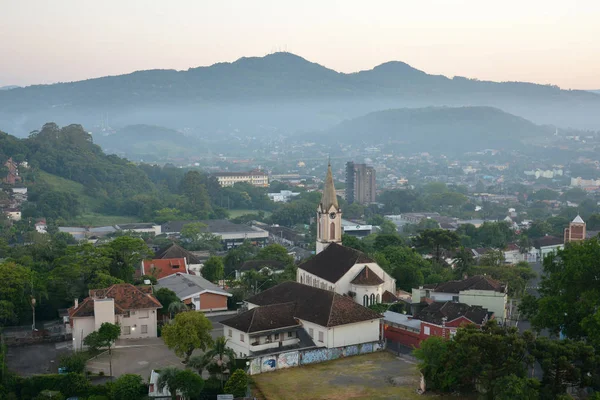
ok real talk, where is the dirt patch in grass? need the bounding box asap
[252,351,423,400]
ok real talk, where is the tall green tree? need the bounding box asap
[189,336,236,388]
[202,256,225,283]
[162,311,213,363]
[520,238,600,348]
[157,367,205,400]
[180,222,222,252]
[110,374,147,400]
[413,229,460,263]
[105,236,151,282]
[179,170,212,218]
[224,369,250,398]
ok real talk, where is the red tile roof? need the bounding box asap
[142,258,188,280]
[69,284,162,318]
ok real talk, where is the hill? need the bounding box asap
[0,52,599,136]
[94,124,206,161]
[319,106,552,153]
[0,85,20,91]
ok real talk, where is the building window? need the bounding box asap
[139,310,149,319]
[266,335,272,342]
[376,294,380,304]
[309,328,314,338]
[300,275,303,284]
[228,329,232,338]
[240,334,245,342]
[370,293,375,305]
[425,290,431,298]
[330,222,336,240]
[288,331,293,338]
[452,296,459,302]
[275,333,280,340]
[123,311,130,318]
[318,331,324,342]
[122,326,131,335]
[141,325,148,334]
[424,326,431,336]
[363,295,369,307]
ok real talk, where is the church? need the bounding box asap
[296,163,396,307]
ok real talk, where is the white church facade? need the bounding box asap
[296,163,396,307]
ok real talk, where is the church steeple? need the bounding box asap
[316,162,342,254]
[319,162,339,212]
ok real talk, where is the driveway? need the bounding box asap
[87,338,182,379]
[6,341,72,376]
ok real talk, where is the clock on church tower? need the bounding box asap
[316,163,342,254]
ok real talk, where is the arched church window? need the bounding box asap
[300,275,304,284]
[330,222,335,240]
[370,293,375,305]
[376,294,380,304]
[363,295,369,307]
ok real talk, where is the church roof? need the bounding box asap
[243,281,381,327]
[350,266,384,286]
[319,163,338,211]
[572,215,585,224]
[298,242,374,283]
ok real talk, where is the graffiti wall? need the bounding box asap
[277,351,299,369]
[261,356,277,372]
[247,341,382,375]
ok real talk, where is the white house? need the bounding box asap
[35,220,47,234]
[221,281,381,358]
[412,275,508,323]
[68,284,162,351]
[296,163,396,306]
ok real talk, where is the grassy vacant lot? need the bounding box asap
[252,351,422,400]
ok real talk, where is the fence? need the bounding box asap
[1,320,72,346]
[248,341,382,375]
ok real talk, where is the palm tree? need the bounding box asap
[167,301,188,319]
[157,367,204,400]
[202,336,237,388]
[187,353,210,376]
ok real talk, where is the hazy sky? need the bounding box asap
[2,0,599,89]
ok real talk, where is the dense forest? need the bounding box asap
[0,123,271,225]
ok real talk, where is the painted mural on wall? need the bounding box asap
[343,345,359,357]
[250,357,262,375]
[277,351,299,369]
[300,348,331,365]
[360,343,373,354]
[261,356,277,372]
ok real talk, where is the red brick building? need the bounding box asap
[564,215,586,243]
[384,301,492,349]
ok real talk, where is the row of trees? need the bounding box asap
[416,322,598,399]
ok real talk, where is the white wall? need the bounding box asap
[117,308,158,339]
[94,299,115,330]
[327,319,380,348]
[72,317,95,351]
[353,284,383,307]
[223,326,252,357]
[334,262,395,303]
[459,290,507,322]
[298,319,329,347]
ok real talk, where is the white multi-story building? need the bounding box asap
[221,281,381,358]
[68,284,162,351]
[212,170,269,187]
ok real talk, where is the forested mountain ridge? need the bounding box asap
[318,106,552,153]
[1,52,599,135]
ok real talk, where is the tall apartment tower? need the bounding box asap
[345,162,376,205]
[564,215,586,243]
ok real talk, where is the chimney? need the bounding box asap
[74,299,79,309]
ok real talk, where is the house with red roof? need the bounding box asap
[141,258,189,280]
[68,284,162,351]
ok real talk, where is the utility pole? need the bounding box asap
[31,296,36,331]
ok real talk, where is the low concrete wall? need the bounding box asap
[248,341,383,375]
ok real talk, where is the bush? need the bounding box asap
[17,373,90,400]
[34,390,64,400]
[224,370,250,398]
[110,374,147,400]
[58,352,88,374]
